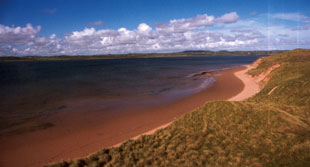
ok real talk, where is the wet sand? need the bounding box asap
[0,66,247,167]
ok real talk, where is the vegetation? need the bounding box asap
[0,50,282,62]
[48,49,310,167]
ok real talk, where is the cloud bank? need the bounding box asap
[272,13,310,22]
[0,12,309,56]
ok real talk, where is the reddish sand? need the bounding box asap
[229,58,280,101]
[228,64,260,101]
[0,66,247,167]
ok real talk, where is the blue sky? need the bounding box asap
[0,0,310,56]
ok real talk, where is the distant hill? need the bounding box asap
[0,50,284,62]
[181,50,211,53]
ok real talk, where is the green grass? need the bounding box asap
[48,49,310,167]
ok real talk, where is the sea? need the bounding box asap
[0,55,262,131]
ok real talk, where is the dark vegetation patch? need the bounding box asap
[0,105,66,135]
[1,122,55,136]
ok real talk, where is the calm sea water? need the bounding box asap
[0,55,262,129]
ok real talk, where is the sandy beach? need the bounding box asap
[229,64,260,101]
[0,65,260,167]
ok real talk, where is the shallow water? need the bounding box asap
[0,55,262,131]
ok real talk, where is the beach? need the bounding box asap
[229,63,261,101]
[0,64,259,167]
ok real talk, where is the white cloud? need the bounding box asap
[156,14,215,33]
[71,27,96,38]
[215,12,239,23]
[49,34,56,39]
[137,23,153,37]
[291,24,310,31]
[156,12,239,33]
[0,24,67,56]
[225,17,310,50]
[138,23,152,32]
[0,24,41,44]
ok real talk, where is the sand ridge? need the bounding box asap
[228,64,260,101]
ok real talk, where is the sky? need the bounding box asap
[0,0,310,56]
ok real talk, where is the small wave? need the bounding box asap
[159,77,216,100]
[149,87,174,95]
[197,77,216,90]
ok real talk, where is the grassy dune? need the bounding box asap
[49,49,310,167]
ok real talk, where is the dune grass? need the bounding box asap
[49,49,310,167]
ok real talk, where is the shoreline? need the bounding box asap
[114,63,261,147]
[0,65,255,167]
[228,64,261,101]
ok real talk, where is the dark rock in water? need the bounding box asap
[57,105,67,110]
[192,71,216,77]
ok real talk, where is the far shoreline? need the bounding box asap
[0,50,277,62]
[0,64,255,167]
